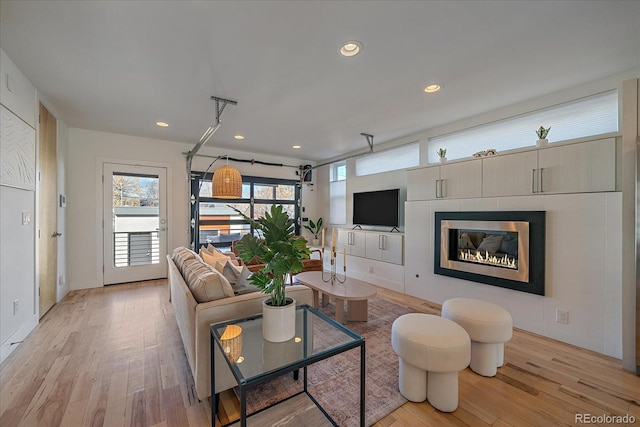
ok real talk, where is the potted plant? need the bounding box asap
[437,148,447,163]
[536,126,551,146]
[233,205,310,342]
[303,217,323,246]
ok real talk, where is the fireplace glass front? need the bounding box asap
[435,211,545,295]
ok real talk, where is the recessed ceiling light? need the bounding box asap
[339,41,362,57]
[234,135,245,140]
[292,145,301,149]
[156,121,169,127]
[424,84,442,93]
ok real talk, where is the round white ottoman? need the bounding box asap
[441,298,513,377]
[391,313,470,412]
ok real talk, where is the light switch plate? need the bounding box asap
[22,211,31,225]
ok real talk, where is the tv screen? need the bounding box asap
[353,189,399,227]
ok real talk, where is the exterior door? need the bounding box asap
[38,103,57,317]
[103,163,167,285]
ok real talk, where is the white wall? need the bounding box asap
[0,49,39,363]
[66,128,317,290]
[56,120,68,302]
[405,193,623,358]
[316,71,638,364]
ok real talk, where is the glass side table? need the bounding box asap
[210,304,365,427]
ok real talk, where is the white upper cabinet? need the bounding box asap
[407,166,440,201]
[439,160,483,199]
[537,138,616,194]
[409,137,618,199]
[483,150,539,197]
[407,159,482,201]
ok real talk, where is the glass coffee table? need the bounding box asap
[210,304,365,427]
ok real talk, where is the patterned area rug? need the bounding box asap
[246,297,411,426]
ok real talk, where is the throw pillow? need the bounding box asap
[477,234,504,253]
[232,265,260,295]
[200,248,230,268]
[220,260,244,284]
[183,259,234,303]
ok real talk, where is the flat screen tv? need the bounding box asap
[353,189,399,227]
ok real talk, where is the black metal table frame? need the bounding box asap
[210,304,365,427]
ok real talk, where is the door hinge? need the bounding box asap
[102,265,105,273]
[38,287,40,296]
[38,229,40,238]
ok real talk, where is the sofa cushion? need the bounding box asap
[183,258,235,303]
[172,247,198,276]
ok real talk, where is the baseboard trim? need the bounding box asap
[1,314,38,364]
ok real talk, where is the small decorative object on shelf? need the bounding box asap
[536,126,551,147]
[437,148,447,163]
[473,149,498,158]
[322,228,346,284]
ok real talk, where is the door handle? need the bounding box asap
[539,168,544,193]
[51,232,62,238]
[531,169,537,193]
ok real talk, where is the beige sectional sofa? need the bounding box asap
[167,249,313,400]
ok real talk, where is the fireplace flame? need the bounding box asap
[460,249,517,269]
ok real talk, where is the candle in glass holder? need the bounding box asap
[343,247,346,269]
[321,228,325,250]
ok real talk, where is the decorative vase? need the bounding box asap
[262,297,296,342]
[439,157,447,163]
[536,139,548,147]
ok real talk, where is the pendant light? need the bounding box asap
[212,156,242,198]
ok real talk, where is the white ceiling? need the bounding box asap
[1,1,639,162]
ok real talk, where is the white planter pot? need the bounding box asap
[439,157,447,163]
[536,139,548,147]
[311,239,320,247]
[262,297,296,342]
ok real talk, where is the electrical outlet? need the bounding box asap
[556,309,569,324]
[13,299,19,315]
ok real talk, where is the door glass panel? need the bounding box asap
[275,184,296,200]
[198,202,250,248]
[254,203,295,220]
[254,184,276,200]
[112,173,159,267]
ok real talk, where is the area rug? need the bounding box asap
[246,297,411,426]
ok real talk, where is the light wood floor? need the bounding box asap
[1,280,638,426]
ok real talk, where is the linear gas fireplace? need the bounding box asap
[435,211,546,296]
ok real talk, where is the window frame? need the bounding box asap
[190,174,301,250]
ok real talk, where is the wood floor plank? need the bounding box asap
[1,279,638,427]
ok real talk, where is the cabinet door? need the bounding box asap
[381,233,404,265]
[407,167,440,201]
[339,229,366,257]
[439,160,482,199]
[364,233,383,261]
[537,138,616,194]
[483,151,539,197]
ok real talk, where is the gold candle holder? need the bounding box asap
[322,247,346,284]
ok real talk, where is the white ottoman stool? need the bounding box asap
[441,298,513,377]
[391,313,470,412]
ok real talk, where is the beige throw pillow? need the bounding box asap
[183,258,234,303]
[200,248,230,267]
